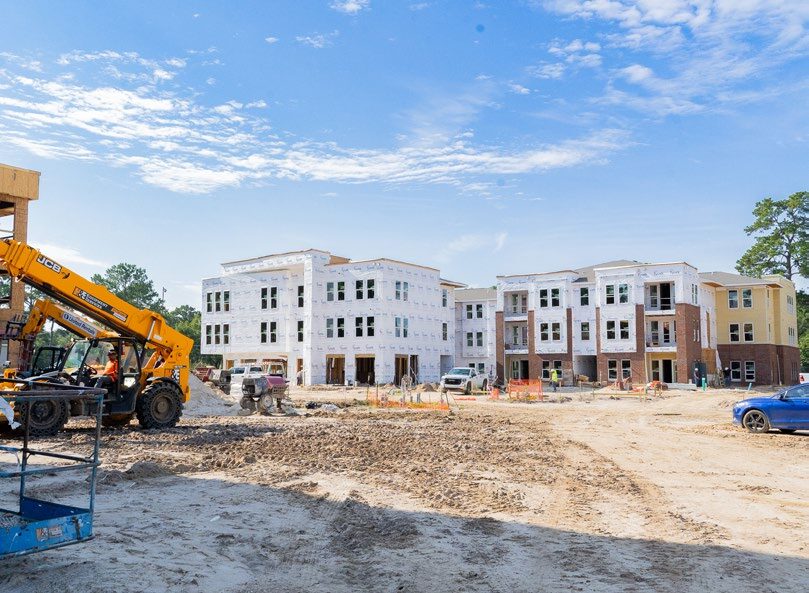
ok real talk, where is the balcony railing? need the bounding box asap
[505,341,528,350]
[646,339,676,348]
[645,297,676,311]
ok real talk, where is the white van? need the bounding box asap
[229,365,264,392]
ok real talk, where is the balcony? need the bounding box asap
[504,291,528,321]
[504,305,528,321]
[504,341,529,355]
[645,283,676,314]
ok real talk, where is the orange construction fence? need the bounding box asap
[367,387,450,410]
[502,379,544,402]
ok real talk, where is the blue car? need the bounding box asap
[733,383,809,433]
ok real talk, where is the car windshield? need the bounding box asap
[232,368,245,375]
[62,340,114,373]
[448,368,472,375]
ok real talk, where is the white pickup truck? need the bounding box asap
[439,367,489,394]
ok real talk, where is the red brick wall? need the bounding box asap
[719,344,778,385]
[777,345,801,385]
[676,303,702,385]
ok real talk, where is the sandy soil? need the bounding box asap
[1,386,807,592]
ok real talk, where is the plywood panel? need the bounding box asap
[0,163,40,200]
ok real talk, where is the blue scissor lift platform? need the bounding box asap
[0,382,106,558]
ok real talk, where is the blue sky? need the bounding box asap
[1,0,808,308]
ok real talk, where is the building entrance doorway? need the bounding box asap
[355,355,375,385]
[394,355,419,385]
[326,355,345,385]
[651,359,676,383]
[509,359,529,380]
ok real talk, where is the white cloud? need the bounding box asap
[437,232,509,263]
[508,83,531,95]
[0,52,631,195]
[529,62,565,79]
[264,36,279,44]
[330,0,370,14]
[409,2,429,10]
[32,243,108,268]
[296,31,339,49]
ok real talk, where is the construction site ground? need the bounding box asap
[2,384,807,593]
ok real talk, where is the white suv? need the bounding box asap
[440,367,489,394]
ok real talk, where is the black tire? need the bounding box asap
[240,396,257,412]
[102,413,134,428]
[19,398,69,437]
[742,409,770,433]
[136,382,183,429]
[464,382,471,395]
[780,429,796,434]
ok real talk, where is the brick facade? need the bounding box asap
[675,303,702,384]
[495,311,504,382]
[717,344,801,386]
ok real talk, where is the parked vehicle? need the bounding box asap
[208,368,231,394]
[229,365,264,394]
[733,383,809,433]
[440,367,489,394]
[240,375,288,415]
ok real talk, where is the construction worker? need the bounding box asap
[550,368,559,392]
[95,349,119,392]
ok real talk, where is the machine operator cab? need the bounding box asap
[60,337,143,410]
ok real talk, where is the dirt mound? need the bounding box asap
[186,375,237,417]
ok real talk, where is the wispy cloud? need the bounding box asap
[295,31,339,49]
[32,243,108,268]
[538,1,809,116]
[0,52,630,194]
[508,82,531,95]
[264,36,279,44]
[330,0,370,14]
[436,232,508,263]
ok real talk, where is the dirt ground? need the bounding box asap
[1,385,807,593]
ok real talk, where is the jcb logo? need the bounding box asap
[36,255,62,274]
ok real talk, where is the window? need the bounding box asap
[466,304,473,319]
[356,280,364,300]
[729,323,740,342]
[730,361,741,381]
[743,323,753,342]
[297,320,304,342]
[355,317,363,337]
[403,282,409,301]
[402,317,409,338]
[619,284,629,304]
[476,304,483,318]
[215,292,221,312]
[744,361,755,382]
[551,288,560,307]
[223,291,230,312]
[326,318,334,338]
[260,322,268,344]
[542,360,562,380]
[395,281,402,300]
[620,320,629,340]
[728,290,739,309]
[223,324,229,345]
[540,323,549,341]
[206,292,213,313]
[442,289,448,307]
[580,287,589,306]
[606,285,615,305]
[606,321,616,340]
[297,285,304,307]
[261,288,268,309]
[337,282,345,301]
[327,282,334,302]
[621,360,631,379]
[742,289,752,308]
[337,317,345,338]
[205,325,212,345]
[396,317,402,338]
[270,321,277,343]
[552,322,561,341]
[476,332,483,347]
[581,322,590,341]
[270,287,277,309]
[214,324,220,345]
[539,289,549,308]
[367,279,375,299]
[691,284,699,305]
[442,322,448,341]
[608,360,617,380]
[477,363,485,374]
[367,317,374,337]
[466,332,473,347]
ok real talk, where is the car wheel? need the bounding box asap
[464,382,471,395]
[481,380,488,391]
[742,409,770,433]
